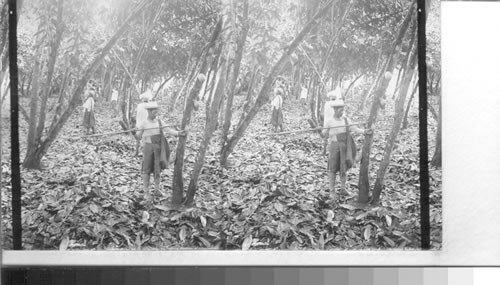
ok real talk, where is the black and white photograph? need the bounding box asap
[1,0,441,251]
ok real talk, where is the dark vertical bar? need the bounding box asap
[8,0,22,250]
[417,0,430,250]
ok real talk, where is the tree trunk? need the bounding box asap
[390,67,403,100]
[220,0,336,167]
[357,2,416,204]
[170,55,201,112]
[34,0,64,145]
[221,0,249,147]
[402,81,418,130]
[239,66,259,124]
[171,17,223,207]
[185,59,226,206]
[22,1,148,169]
[152,74,174,100]
[430,96,441,168]
[343,73,363,99]
[372,41,417,205]
[359,65,384,111]
[205,43,223,123]
[309,79,318,127]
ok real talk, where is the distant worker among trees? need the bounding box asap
[137,101,186,201]
[321,96,372,204]
[136,89,152,126]
[270,87,284,132]
[321,89,342,154]
[111,88,119,117]
[82,88,96,135]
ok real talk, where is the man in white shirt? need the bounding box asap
[82,90,96,135]
[111,88,119,117]
[321,98,371,203]
[136,89,152,126]
[270,88,284,132]
[137,101,186,200]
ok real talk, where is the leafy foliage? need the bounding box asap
[1,96,441,250]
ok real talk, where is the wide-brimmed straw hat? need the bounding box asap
[327,88,341,100]
[331,99,345,107]
[139,89,152,100]
[144,101,159,110]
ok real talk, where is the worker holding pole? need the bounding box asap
[137,101,186,201]
[321,96,372,205]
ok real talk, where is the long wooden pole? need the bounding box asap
[80,124,176,138]
[257,122,366,136]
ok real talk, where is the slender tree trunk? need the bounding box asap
[152,74,174,100]
[22,1,148,169]
[239,66,258,123]
[185,59,226,206]
[221,0,249,147]
[372,42,417,205]
[25,54,40,156]
[343,73,363,99]
[170,55,201,112]
[360,64,385,111]
[205,43,223,123]
[220,0,336,167]
[357,2,416,204]
[390,67,403,99]
[34,0,64,145]
[48,66,71,131]
[171,17,223,207]
[402,81,418,130]
[430,96,441,168]
[308,79,318,128]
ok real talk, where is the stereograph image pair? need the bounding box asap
[0,0,441,251]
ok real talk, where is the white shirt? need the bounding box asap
[300,87,308,99]
[111,89,118,101]
[82,97,94,112]
[138,119,162,144]
[135,102,149,126]
[323,115,363,142]
[323,100,335,122]
[271,95,283,110]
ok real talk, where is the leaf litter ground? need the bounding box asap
[1,97,442,250]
